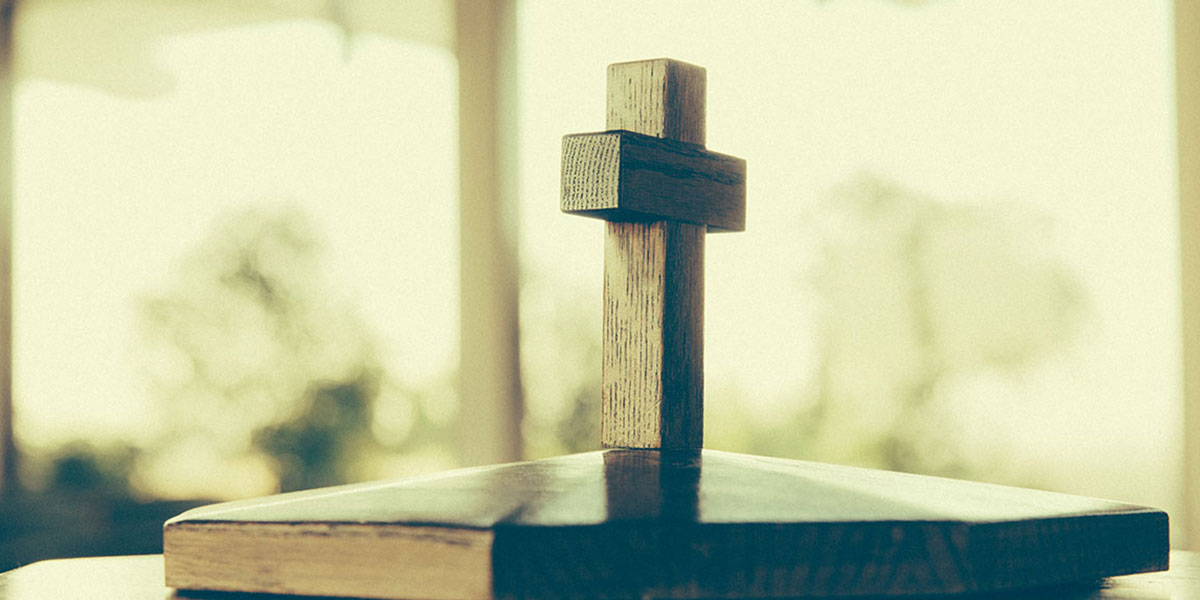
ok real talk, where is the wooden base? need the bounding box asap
[5,553,1199,600]
[164,450,1168,599]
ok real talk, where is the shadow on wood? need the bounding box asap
[164,449,1167,599]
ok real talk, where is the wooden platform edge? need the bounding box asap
[163,521,493,600]
[162,511,1169,600]
[491,514,1171,599]
[159,450,1171,599]
[5,552,1199,600]
[967,508,1171,591]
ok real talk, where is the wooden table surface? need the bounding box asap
[1,551,1197,599]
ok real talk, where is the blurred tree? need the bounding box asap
[253,372,379,491]
[139,205,434,493]
[520,277,602,458]
[44,442,139,497]
[0,440,200,571]
[780,175,1086,476]
[525,175,1081,482]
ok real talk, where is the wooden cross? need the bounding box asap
[162,58,1168,600]
[560,58,746,449]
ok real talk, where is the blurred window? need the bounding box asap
[14,5,460,497]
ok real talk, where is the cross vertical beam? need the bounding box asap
[602,59,707,449]
[562,58,744,450]
[603,220,704,448]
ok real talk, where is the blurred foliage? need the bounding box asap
[2,205,454,567]
[139,205,444,493]
[521,277,602,458]
[0,441,205,571]
[530,175,1082,481]
[14,441,140,498]
[44,442,139,497]
[780,175,1084,476]
[253,372,379,491]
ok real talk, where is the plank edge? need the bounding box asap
[164,521,494,600]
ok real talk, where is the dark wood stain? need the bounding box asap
[166,449,1168,597]
[2,553,1197,600]
[561,130,747,232]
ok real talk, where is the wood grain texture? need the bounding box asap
[4,552,1196,600]
[165,523,491,600]
[593,58,716,450]
[603,221,704,449]
[561,131,746,231]
[607,58,706,146]
[162,449,1169,599]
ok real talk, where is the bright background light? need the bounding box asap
[517,0,1181,531]
[15,23,460,494]
[8,0,1183,538]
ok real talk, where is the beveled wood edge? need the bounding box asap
[569,207,742,232]
[4,552,1195,600]
[162,506,1166,528]
[164,521,494,600]
[966,507,1171,589]
[162,507,1169,598]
